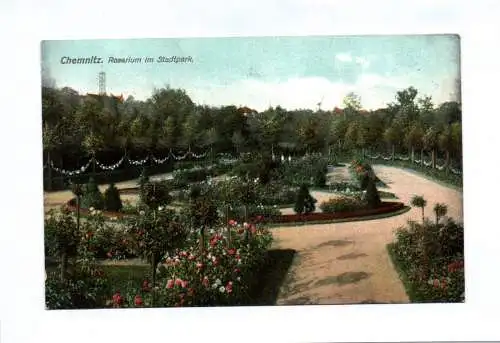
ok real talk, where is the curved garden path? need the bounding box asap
[272,165,463,305]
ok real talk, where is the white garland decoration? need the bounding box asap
[95,156,126,171]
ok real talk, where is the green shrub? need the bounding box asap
[319,196,366,213]
[140,182,172,209]
[81,177,105,210]
[103,183,123,212]
[173,167,212,184]
[294,184,316,214]
[313,164,327,187]
[363,178,381,208]
[45,268,109,309]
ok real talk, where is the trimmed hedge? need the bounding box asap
[264,201,405,224]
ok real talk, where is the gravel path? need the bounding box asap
[272,165,463,305]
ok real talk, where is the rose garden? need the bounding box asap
[43,86,464,308]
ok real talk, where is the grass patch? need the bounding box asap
[387,243,427,302]
[246,249,297,305]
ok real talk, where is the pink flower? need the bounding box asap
[234,268,240,273]
[166,279,174,289]
[433,279,440,288]
[202,276,209,287]
[243,222,250,229]
[226,281,233,294]
[196,262,203,269]
[227,248,236,256]
[175,278,183,286]
[188,254,196,261]
[228,219,237,226]
[181,280,189,288]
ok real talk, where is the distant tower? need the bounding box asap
[98,71,106,95]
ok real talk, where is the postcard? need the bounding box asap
[41,35,463,310]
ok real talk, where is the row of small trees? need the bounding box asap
[410,195,449,225]
[42,85,462,172]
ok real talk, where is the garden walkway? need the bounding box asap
[272,165,463,305]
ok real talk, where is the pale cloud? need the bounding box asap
[185,72,455,112]
[335,53,352,63]
[336,53,371,69]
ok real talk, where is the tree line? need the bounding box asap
[42,85,462,168]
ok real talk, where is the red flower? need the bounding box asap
[166,279,174,289]
[228,248,236,256]
[175,278,183,286]
[181,280,189,288]
[228,219,237,226]
[134,295,143,307]
[112,292,123,306]
[234,268,240,273]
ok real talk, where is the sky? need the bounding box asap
[41,35,460,111]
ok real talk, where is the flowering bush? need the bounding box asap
[319,196,366,213]
[388,217,464,302]
[81,177,105,210]
[108,220,273,307]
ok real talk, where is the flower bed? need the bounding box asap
[387,218,465,302]
[263,201,405,224]
[107,221,273,308]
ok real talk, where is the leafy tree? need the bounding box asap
[405,123,425,162]
[44,208,81,281]
[423,127,440,168]
[410,195,427,223]
[433,203,448,225]
[438,125,454,167]
[342,92,362,118]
